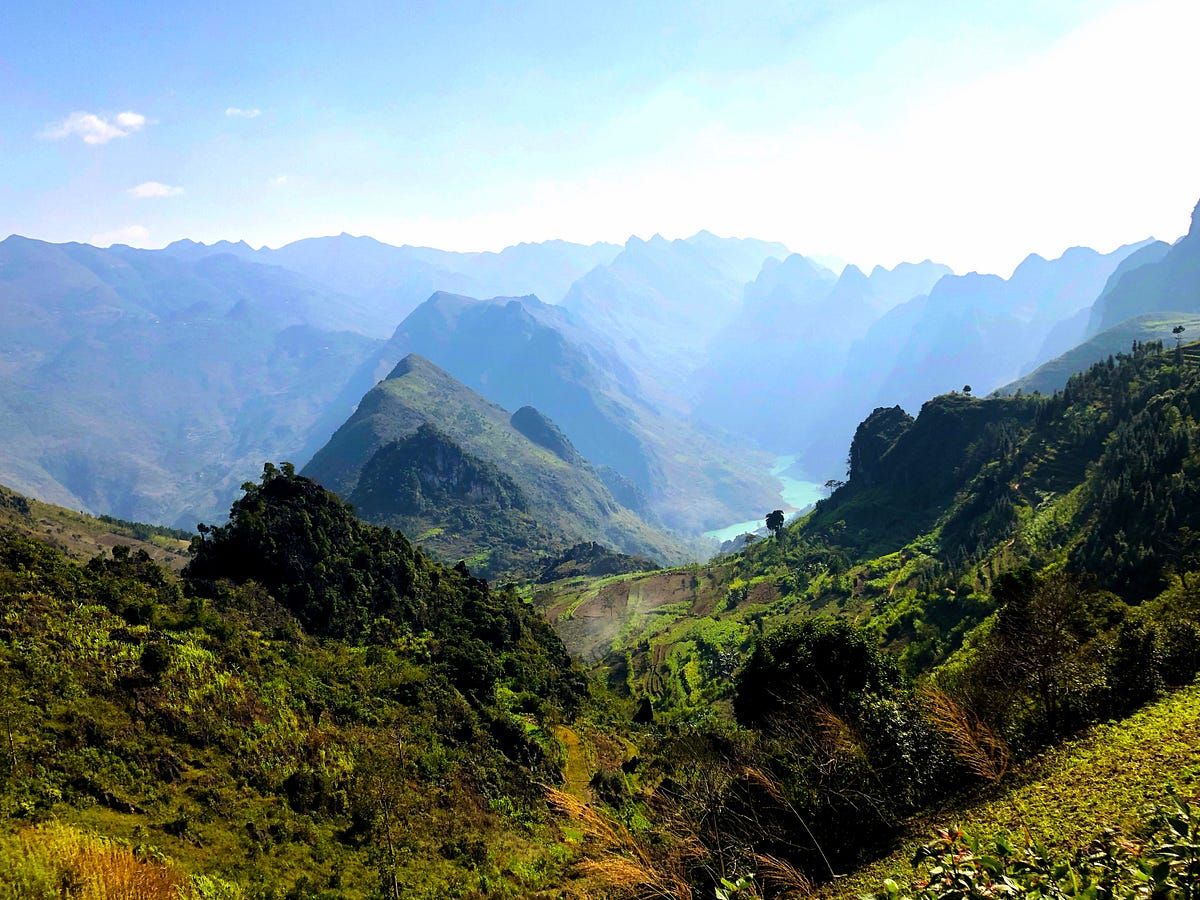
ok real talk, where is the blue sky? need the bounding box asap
[2,0,1197,273]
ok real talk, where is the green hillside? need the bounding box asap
[5,325,1200,900]
[303,353,687,577]
[1000,314,1200,396]
[541,340,1200,707]
[0,468,586,898]
[822,684,1200,898]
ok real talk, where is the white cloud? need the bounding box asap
[90,225,150,247]
[225,106,262,119]
[269,174,288,187]
[129,181,184,198]
[42,110,146,145]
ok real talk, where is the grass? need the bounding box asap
[0,484,191,570]
[0,821,239,899]
[821,683,1200,897]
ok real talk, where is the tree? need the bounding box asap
[976,571,1104,737]
[734,619,898,728]
[823,479,845,496]
[1173,324,1187,343]
[962,384,972,395]
[765,509,786,540]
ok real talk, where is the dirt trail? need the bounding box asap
[554,725,590,799]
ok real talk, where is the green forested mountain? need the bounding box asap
[999,312,1200,396]
[303,353,686,576]
[0,466,587,897]
[543,340,1200,695]
[522,340,1200,896]
[5,341,1200,899]
[365,290,782,533]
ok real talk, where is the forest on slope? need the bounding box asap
[4,340,1200,898]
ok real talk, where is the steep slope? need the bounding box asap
[1088,200,1200,333]
[0,469,587,897]
[561,232,787,398]
[303,354,685,575]
[540,341,1200,707]
[0,236,381,527]
[999,312,1200,396]
[360,291,781,533]
[0,481,190,568]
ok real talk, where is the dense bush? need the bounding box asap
[0,466,588,897]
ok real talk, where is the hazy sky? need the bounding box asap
[2,0,1198,274]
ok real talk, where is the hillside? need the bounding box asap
[361,291,782,533]
[519,342,1200,896]
[5,342,1200,899]
[0,482,190,568]
[539,339,1200,710]
[0,236,381,528]
[824,684,1200,897]
[303,353,686,576]
[999,312,1200,396]
[0,469,588,898]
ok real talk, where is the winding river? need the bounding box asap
[703,454,824,543]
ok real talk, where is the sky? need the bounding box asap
[2,0,1198,275]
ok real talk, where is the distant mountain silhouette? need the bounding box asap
[165,234,620,336]
[561,232,788,399]
[0,236,380,526]
[693,256,950,455]
[1087,201,1200,334]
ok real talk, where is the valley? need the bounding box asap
[703,454,825,543]
[4,45,1200,892]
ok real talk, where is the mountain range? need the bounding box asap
[302,353,685,576]
[2,197,1197,559]
[165,233,621,336]
[0,235,379,527]
[361,290,781,533]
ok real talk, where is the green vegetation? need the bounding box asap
[6,340,1200,898]
[0,465,586,897]
[302,353,688,578]
[0,482,190,569]
[525,342,1200,896]
[871,789,1200,900]
[1000,312,1200,397]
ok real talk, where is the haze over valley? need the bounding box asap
[5,2,1200,897]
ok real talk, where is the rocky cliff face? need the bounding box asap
[848,406,914,487]
[510,406,583,465]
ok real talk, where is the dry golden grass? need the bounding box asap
[2,822,191,899]
[920,685,1010,783]
[752,852,814,896]
[546,786,697,899]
